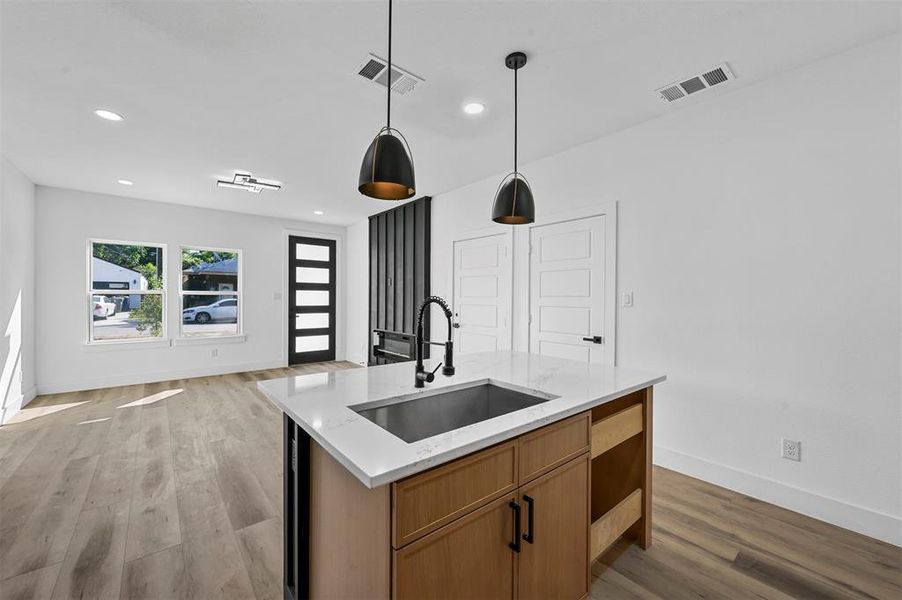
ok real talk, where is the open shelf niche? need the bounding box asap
[588,387,652,560]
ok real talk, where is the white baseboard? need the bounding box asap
[654,445,901,547]
[0,385,38,426]
[35,360,286,395]
[23,384,37,406]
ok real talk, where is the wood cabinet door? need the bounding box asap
[394,494,517,600]
[517,454,590,600]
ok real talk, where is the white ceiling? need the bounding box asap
[2,1,898,225]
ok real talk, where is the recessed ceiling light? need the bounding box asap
[313,210,324,216]
[117,179,133,186]
[463,102,485,115]
[93,108,124,121]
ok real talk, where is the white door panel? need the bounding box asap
[539,306,590,335]
[539,269,591,297]
[530,216,607,365]
[539,229,592,262]
[460,304,498,328]
[460,330,499,353]
[461,275,499,297]
[459,245,499,269]
[453,233,512,354]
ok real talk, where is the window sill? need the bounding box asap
[83,339,172,351]
[174,334,247,346]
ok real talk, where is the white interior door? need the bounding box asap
[453,233,512,354]
[529,216,607,364]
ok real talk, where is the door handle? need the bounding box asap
[582,335,604,344]
[508,500,521,553]
[522,495,535,544]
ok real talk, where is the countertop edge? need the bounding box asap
[258,373,666,489]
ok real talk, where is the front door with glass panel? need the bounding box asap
[289,236,336,364]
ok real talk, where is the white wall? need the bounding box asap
[35,186,346,393]
[345,219,370,365]
[0,157,37,424]
[347,35,901,543]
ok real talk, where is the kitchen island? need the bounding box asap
[258,351,665,600]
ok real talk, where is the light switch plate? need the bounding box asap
[621,292,634,307]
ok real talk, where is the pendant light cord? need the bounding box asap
[387,0,392,131]
[513,64,518,174]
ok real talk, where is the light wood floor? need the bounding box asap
[0,362,899,600]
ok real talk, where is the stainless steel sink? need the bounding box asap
[353,382,558,443]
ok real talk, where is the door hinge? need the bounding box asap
[291,438,297,473]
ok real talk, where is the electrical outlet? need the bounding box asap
[211,348,219,358]
[781,438,801,462]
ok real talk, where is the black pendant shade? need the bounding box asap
[492,173,535,224]
[492,51,535,224]
[358,128,416,200]
[359,0,416,201]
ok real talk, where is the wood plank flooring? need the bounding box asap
[0,361,899,599]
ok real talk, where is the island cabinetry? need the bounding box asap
[392,440,519,548]
[394,493,518,599]
[393,412,590,600]
[516,454,591,600]
[287,386,654,600]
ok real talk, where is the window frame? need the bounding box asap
[178,245,243,340]
[87,238,168,345]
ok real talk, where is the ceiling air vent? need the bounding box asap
[655,62,735,104]
[356,54,424,95]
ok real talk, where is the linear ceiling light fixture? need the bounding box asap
[358,0,416,200]
[492,52,535,225]
[216,172,281,194]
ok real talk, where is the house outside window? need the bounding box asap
[89,240,166,342]
[180,247,241,337]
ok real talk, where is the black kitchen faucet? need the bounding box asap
[414,296,455,388]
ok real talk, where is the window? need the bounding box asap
[180,247,241,337]
[89,240,166,342]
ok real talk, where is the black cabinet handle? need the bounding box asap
[508,501,521,553]
[582,335,604,344]
[522,495,535,544]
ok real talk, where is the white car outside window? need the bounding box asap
[92,295,116,319]
[183,298,238,324]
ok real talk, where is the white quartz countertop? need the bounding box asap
[257,351,665,488]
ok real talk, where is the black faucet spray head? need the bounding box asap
[442,340,455,377]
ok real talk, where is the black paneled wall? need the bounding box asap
[369,197,431,365]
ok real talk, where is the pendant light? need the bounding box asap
[358,0,416,200]
[492,51,535,225]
